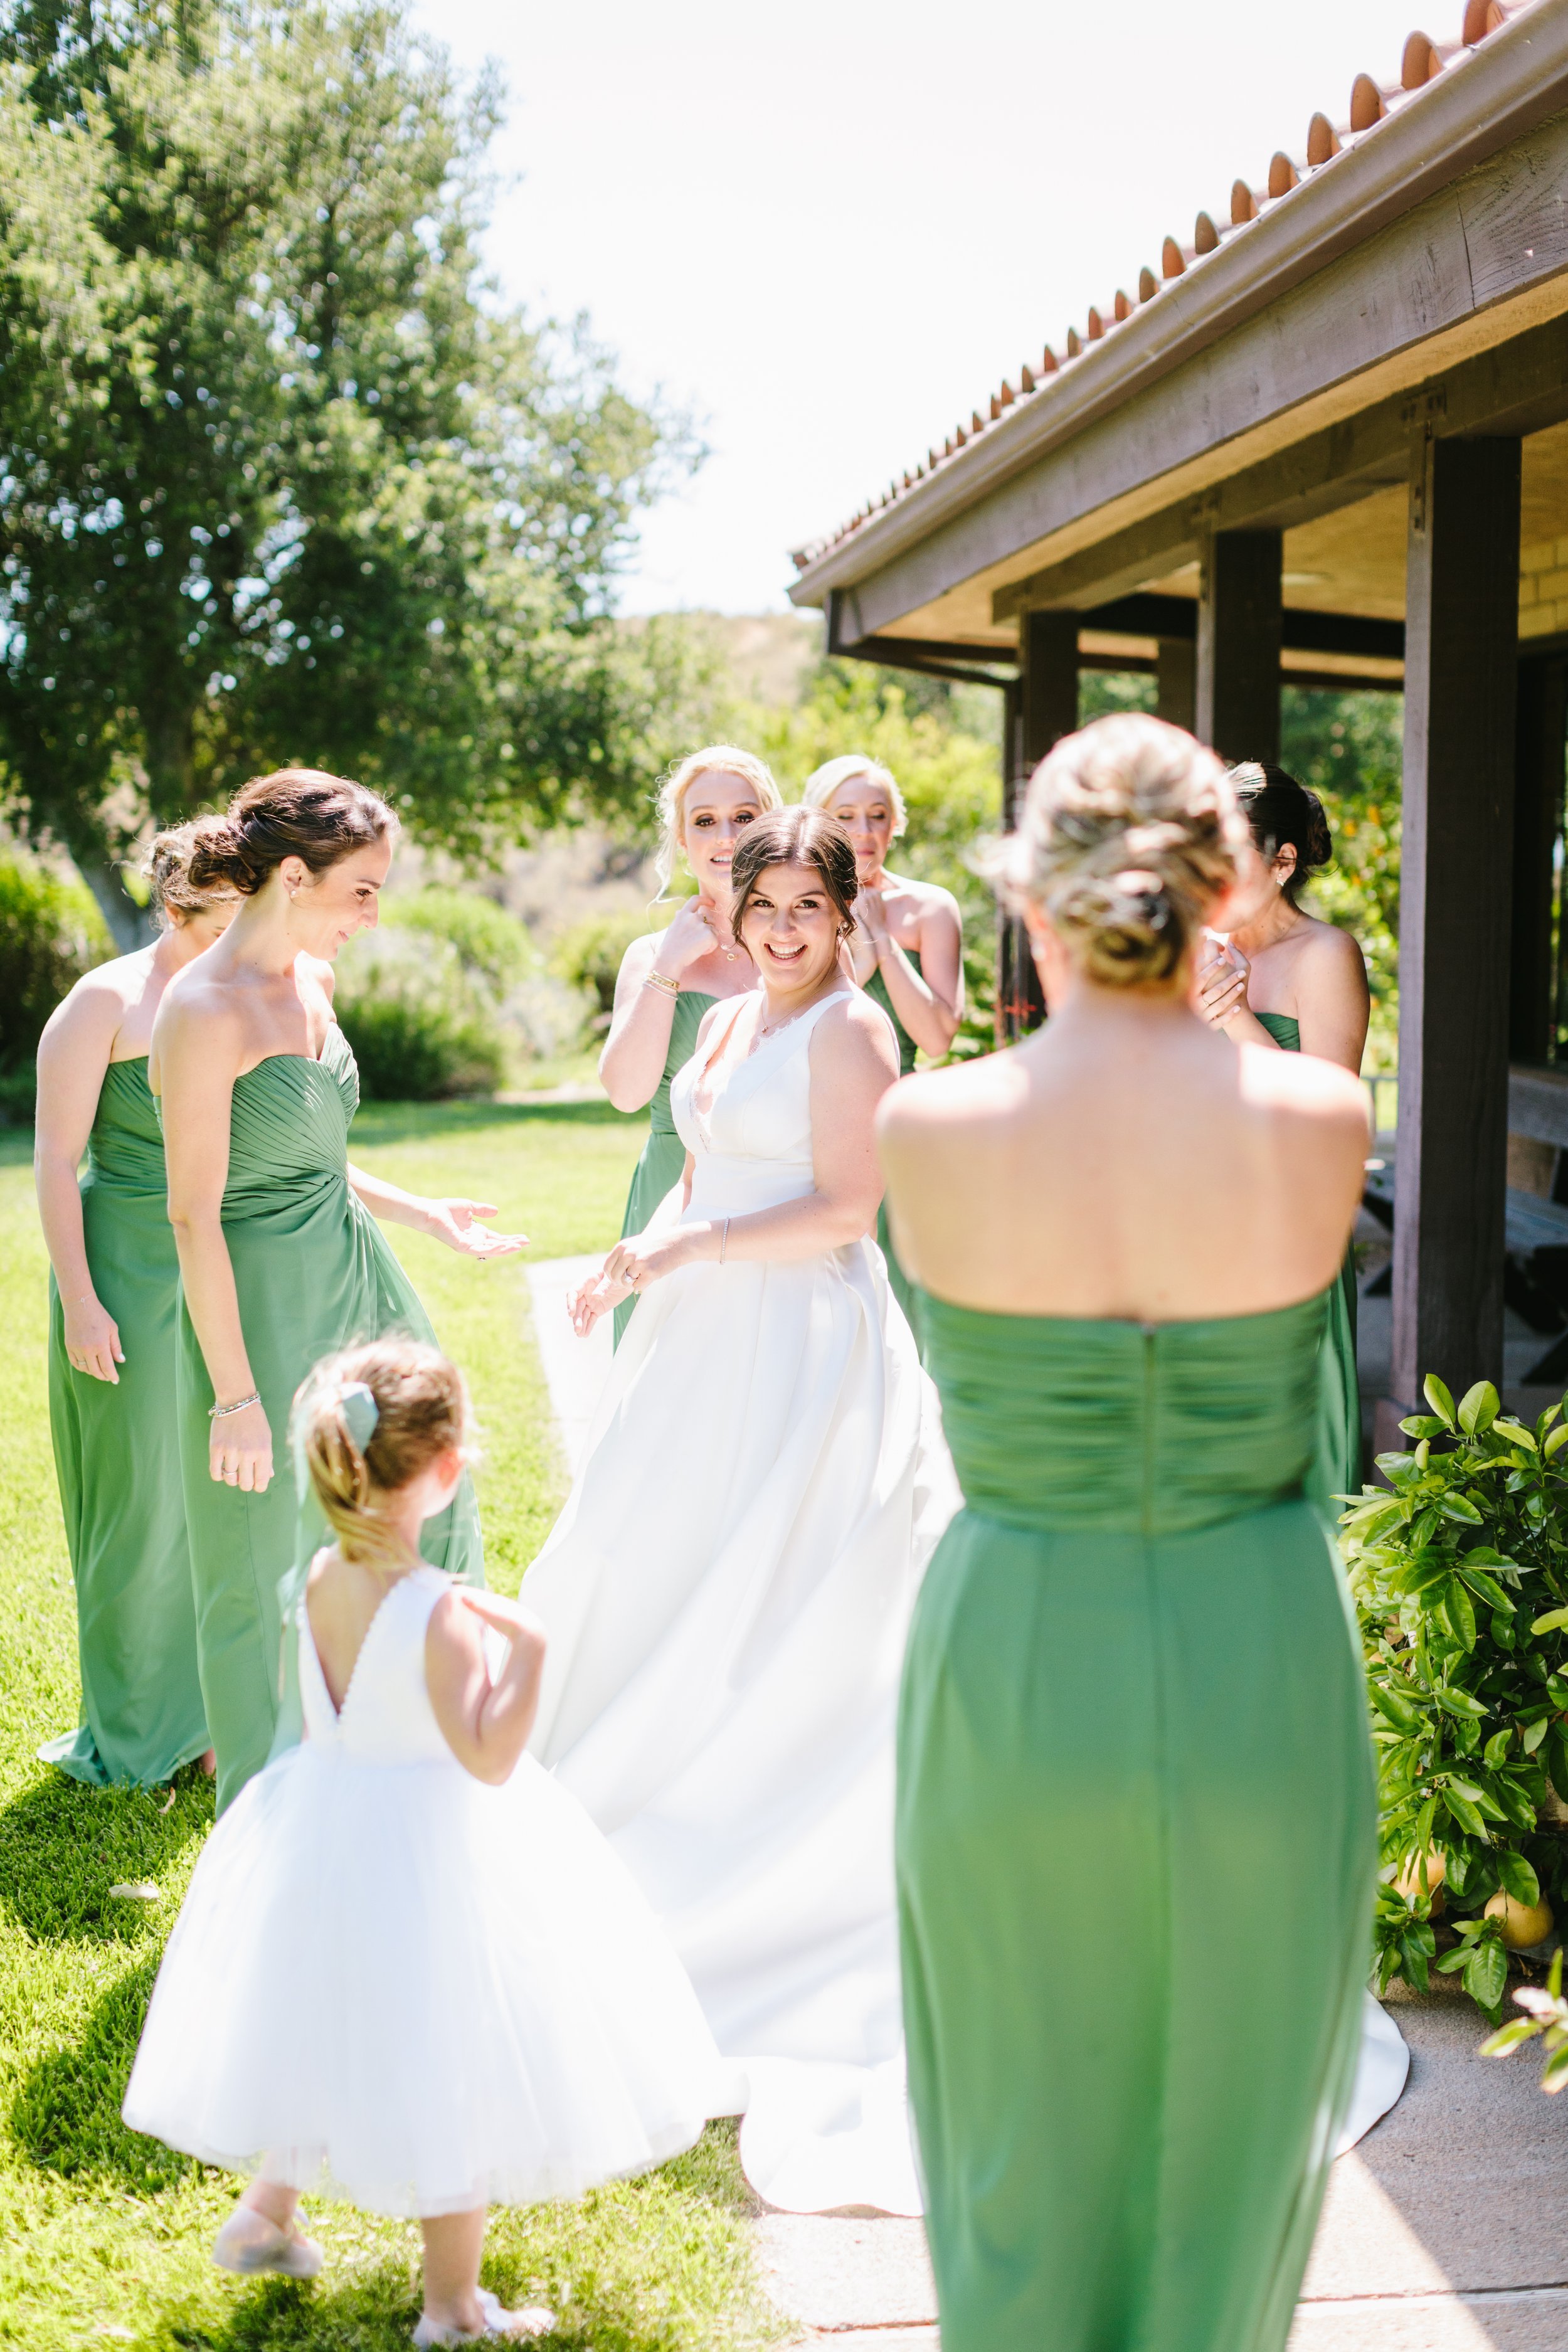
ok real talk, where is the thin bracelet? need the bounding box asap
[209,1391,261,1421]
[720,1217,729,1264]
[643,971,680,999]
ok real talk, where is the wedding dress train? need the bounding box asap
[523,992,956,2213]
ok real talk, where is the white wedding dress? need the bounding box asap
[524,990,957,2214]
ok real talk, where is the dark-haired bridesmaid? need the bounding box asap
[36,822,239,1787]
[1195,763,1370,1510]
[150,767,525,1811]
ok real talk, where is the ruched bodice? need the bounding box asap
[221,1027,358,1219]
[84,1058,166,1190]
[671,992,845,1219]
[917,1289,1328,1536]
[298,1568,452,1768]
[167,1015,483,1812]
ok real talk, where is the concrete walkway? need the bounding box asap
[522,1260,1568,2352]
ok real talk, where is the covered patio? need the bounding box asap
[789,0,1568,1442]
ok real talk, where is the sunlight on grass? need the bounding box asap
[0,1106,780,2352]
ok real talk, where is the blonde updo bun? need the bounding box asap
[987,714,1244,990]
[140,815,237,926]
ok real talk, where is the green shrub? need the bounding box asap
[1340,1375,1568,2018]
[384,887,536,992]
[0,855,113,1119]
[334,931,506,1101]
[551,908,658,1020]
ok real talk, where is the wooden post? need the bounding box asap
[999,613,1078,1039]
[1510,652,1568,1064]
[1195,529,1283,760]
[1156,638,1196,732]
[1390,435,1522,1424]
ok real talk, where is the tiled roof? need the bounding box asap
[790,0,1535,574]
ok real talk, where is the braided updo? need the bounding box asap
[987,714,1246,990]
[186,767,395,898]
[292,1338,470,1569]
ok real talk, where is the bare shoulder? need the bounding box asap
[42,950,147,1046]
[879,1049,1023,1143]
[156,958,245,1051]
[1299,916,1367,981]
[817,986,899,1073]
[1241,1038,1367,1128]
[426,1583,484,1668]
[618,931,662,982]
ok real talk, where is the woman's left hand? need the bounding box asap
[1194,938,1250,1029]
[423,1199,529,1258]
[568,1229,697,1335]
[847,886,889,983]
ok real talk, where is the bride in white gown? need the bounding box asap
[522,807,956,2215]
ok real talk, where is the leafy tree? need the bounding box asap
[0,0,693,941]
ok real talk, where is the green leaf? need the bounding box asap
[1541,2043,1568,2092]
[1548,1422,1568,1459]
[1462,1570,1515,1614]
[1481,2016,1542,2055]
[1443,1579,1478,1651]
[1431,1687,1488,1720]
[1496,1849,1542,1907]
[1438,1492,1484,1525]
[1532,1608,1568,1636]
[1411,1507,1443,1549]
[1399,1416,1448,1440]
[1451,1776,1508,1821]
[1523,1716,1549,1754]
[1444,1785,1488,1837]
[1485,1729,1513,1767]
[1493,1419,1539,1453]
[1466,1934,1510,2010]
[1369,1682,1422,1732]
[1424,1374,1457,1429]
[1458,1382,1501,1438]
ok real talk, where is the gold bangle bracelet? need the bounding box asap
[643,972,680,999]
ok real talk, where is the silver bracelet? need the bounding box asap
[719,1217,729,1265]
[209,1391,261,1421]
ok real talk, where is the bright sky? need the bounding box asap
[410,0,1452,616]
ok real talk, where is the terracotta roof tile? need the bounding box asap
[790,0,1535,574]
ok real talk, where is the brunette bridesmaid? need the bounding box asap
[883,716,1374,2352]
[1195,763,1371,1505]
[36,822,238,1786]
[150,768,524,1811]
[599,746,778,1345]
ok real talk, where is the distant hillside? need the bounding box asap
[623,608,822,712]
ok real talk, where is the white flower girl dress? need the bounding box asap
[123,1565,721,2215]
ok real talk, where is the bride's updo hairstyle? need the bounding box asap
[186,767,395,898]
[1229,760,1333,906]
[728,807,860,943]
[990,714,1244,990]
[653,744,783,897]
[293,1337,471,1570]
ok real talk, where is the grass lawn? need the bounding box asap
[0,1101,780,2352]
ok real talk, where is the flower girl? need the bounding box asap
[124,1338,721,2345]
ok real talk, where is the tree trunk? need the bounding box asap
[76,854,156,953]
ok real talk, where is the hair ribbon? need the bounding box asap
[340,1381,380,1453]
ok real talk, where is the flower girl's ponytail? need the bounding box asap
[292,1338,470,1568]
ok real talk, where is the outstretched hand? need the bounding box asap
[423,1199,529,1259]
[567,1228,699,1336]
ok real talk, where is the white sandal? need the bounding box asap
[412,2287,556,2344]
[213,2208,324,2279]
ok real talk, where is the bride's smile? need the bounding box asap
[736,863,846,1006]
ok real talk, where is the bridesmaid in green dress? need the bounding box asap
[881,714,1374,2352]
[803,758,963,1339]
[150,768,526,1812]
[34,824,239,1786]
[598,746,778,1346]
[1195,764,1372,1506]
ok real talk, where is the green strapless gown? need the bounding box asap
[866,955,921,1343]
[613,990,714,1348]
[1256,1012,1362,1508]
[898,1289,1374,2352]
[172,1026,484,1813]
[41,1059,208,1788]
